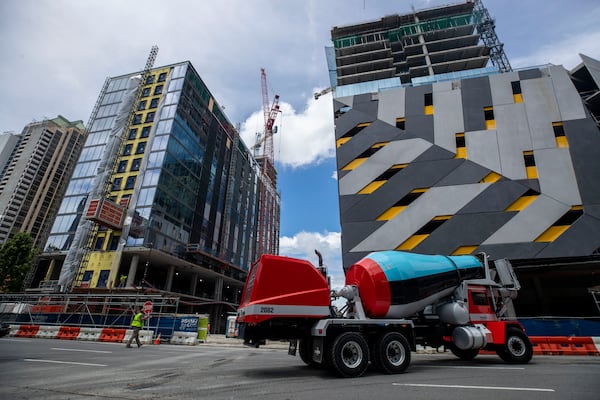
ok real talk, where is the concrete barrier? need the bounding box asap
[6,324,600,354]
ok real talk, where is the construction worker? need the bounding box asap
[126,306,147,348]
[119,274,127,287]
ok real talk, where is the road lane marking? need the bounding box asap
[393,383,554,392]
[426,365,525,370]
[51,347,112,354]
[24,359,107,367]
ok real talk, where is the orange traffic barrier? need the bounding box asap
[529,336,600,356]
[98,328,126,342]
[15,324,40,338]
[57,326,81,340]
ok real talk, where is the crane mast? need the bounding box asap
[255,68,280,258]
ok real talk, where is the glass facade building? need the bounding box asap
[36,62,280,323]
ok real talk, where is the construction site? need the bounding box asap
[1,0,600,341]
[1,47,282,335]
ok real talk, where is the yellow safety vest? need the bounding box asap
[131,312,144,328]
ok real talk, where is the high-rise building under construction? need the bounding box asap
[34,59,280,325]
[328,0,600,316]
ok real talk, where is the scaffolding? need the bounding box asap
[59,46,159,291]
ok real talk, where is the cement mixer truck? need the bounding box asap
[236,250,533,377]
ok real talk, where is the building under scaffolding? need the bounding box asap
[31,56,281,333]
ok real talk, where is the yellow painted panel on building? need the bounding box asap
[506,195,537,211]
[481,171,501,183]
[513,93,523,103]
[342,157,367,171]
[452,245,478,255]
[526,165,538,179]
[358,180,387,194]
[455,147,467,159]
[377,206,406,221]
[485,119,496,130]
[396,234,428,251]
[555,136,568,148]
[424,105,434,115]
[336,137,351,148]
[535,225,569,242]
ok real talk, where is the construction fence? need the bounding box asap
[0,293,209,343]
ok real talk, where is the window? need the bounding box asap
[140,126,150,138]
[158,72,167,82]
[149,97,159,108]
[536,206,583,243]
[131,158,141,171]
[553,122,568,148]
[484,106,495,130]
[145,75,155,84]
[455,133,466,159]
[125,176,136,190]
[511,81,523,103]
[135,142,146,154]
[145,112,155,123]
[523,151,538,179]
[396,215,450,250]
[154,85,163,95]
[424,93,433,115]
[377,188,427,221]
[94,237,105,250]
[108,234,120,250]
[123,144,133,156]
[117,160,128,173]
[396,117,405,130]
[358,164,406,194]
[128,129,137,140]
[142,87,151,97]
[471,292,489,306]
[112,177,122,191]
[133,114,142,124]
[341,141,386,171]
[137,100,147,111]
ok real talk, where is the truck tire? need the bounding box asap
[373,332,411,374]
[330,332,370,378]
[298,339,317,367]
[496,327,533,364]
[449,344,479,361]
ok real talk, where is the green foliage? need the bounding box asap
[0,232,37,293]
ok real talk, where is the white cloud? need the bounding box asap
[511,31,600,70]
[240,91,335,168]
[279,230,345,290]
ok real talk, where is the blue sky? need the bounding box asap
[1,0,599,288]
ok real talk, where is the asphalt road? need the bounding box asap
[1,337,599,400]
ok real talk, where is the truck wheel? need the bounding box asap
[496,327,533,364]
[449,344,479,361]
[330,332,370,378]
[373,332,411,374]
[298,339,316,367]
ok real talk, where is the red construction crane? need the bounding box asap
[258,68,280,182]
[255,68,281,258]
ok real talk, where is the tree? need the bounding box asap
[0,232,37,292]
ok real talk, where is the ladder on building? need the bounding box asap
[61,46,158,291]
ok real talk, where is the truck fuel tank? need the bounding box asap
[345,251,484,319]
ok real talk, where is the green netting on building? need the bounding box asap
[334,13,474,48]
